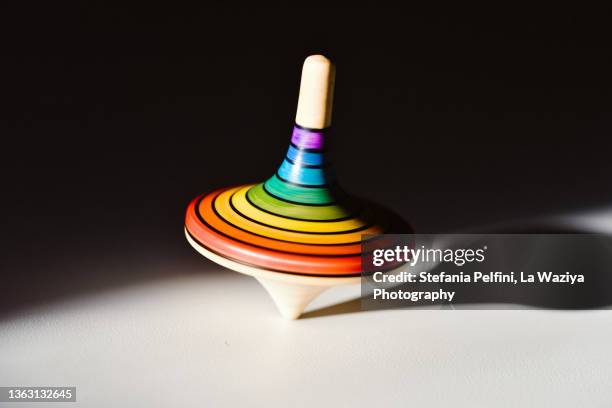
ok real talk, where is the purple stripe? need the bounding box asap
[291,126,324,149]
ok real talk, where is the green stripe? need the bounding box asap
[263,175,338,205]
[248,183,354,221]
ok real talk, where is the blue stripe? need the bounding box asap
[277,159,329,186]
[286,145,325,166]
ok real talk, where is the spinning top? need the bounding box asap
[185,55,409,319]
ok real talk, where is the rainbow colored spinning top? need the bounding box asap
[185,55,409,319]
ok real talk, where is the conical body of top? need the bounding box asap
[185,55,408,276]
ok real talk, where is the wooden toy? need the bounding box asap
[185,55,408,319]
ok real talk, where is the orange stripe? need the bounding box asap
[198,188,362,256]
[184,192,362,275]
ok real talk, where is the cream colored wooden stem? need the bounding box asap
[295,55,335,129]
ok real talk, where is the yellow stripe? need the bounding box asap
[213,187,383,244]
[232,186,366,232]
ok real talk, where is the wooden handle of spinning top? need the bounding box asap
[295,55,335,129]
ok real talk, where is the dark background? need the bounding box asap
[2,4,612,314]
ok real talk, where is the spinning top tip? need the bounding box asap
[295,54,335,130]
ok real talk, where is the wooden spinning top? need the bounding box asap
[185,55,409,319]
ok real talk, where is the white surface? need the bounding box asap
[2,211,612,407]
